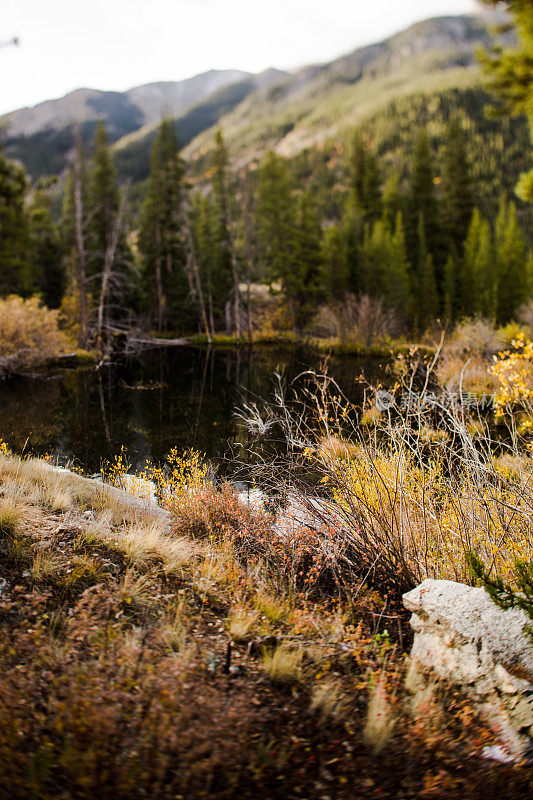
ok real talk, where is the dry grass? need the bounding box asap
[310,679,345,725]
[229,607,260,643]
[0,450,531,797]
[0,295,70,375]
[0,498,24,538]
[363,676,396,755]
[263,645,302,686]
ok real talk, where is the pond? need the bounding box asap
[0,345,392,474]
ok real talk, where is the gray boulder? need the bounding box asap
[403,579,533,762]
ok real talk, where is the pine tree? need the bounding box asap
[322,226,349,300]
[442,118,474,259]
[211,130,240,335]
[414,212,438,331]
[292,192,323,325]
[256,151,297,312]
[350,134,382,223]
[406,129,442,277]
[391,212,410,318]
[382,173,405,227]
[139,119,186,332]
[338,201,363,296]
[191,194,217,335]
[495,195,529,322]
[359,213,409,315]
[0,151,32,296]
[479,0,533,202]
[88,123,132,339]
[462,208,495,318]
[28,187,64,308]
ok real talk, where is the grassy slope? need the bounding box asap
[1,450,532,798]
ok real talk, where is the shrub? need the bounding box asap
[0,295,70,374]
[237,361,533,596]
[309,294,401,347]
[447,317,504,359]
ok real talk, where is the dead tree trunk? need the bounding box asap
[96,195,125,346]
[243,168,254,341]
[184,217,212,343]
[155,222,163,333]
[74,149,89,349]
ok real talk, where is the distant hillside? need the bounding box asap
[113,70,287,184]
[0,10,518,192]
[0,69,259,179]
[182,14,514,173]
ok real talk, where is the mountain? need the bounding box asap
[182,13,513,169]
[0,69,269,179]
[0,10,516,188]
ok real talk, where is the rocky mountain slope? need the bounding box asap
[0,10,513,184]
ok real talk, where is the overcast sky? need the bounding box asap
[1,0,480,116]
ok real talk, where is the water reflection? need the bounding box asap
[0,346,390,473]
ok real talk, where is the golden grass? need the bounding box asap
[310,679,345,725]
[0,497,24,537]
[263,646,302,686]
[363,676,396,755]
[229,607,260,643]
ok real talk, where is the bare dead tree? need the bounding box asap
[183,212,213,343]
[242,167,255,341]
[73,133,89,349]
[96,193,126,345]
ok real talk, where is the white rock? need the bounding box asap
[403,579,533,682]
[403,579,533,762]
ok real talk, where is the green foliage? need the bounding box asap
[210,129,236,323]
[256,151,296,288]
[359,213,409,316]
[138,119,187,331]
[350,134,382,223]
[442,118,474,258]
[468,551,533,645]
[0,152,32,296]
[414,212,439,331]
[462,208,495,318]
[495,195,529,322]
[406,129,442,272]
[28,189,65,309]
[479,0,533,202]
[322,226,349,300]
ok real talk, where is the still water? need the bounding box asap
[0,345,390,474]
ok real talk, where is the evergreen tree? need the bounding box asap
[391,212,411,318]
[406,129,442,276]
[480,0,533,202]
[191,194,217,335]
[382,173,405,227]
[495,195,529,322]
[341,201,364,295]
[139,119,186,332]
[88,123,132,336]
[462,208,495,318]
[89,123,120,275]
[256,151,297,305]
[322,226,349,300]
[0,151,32,296]
[414,212,438,331]
[211,130,240,333]
[350,134,382,223]
[359,213,409,315]
[442,118,474,259]
[292,192,323,324]
[28,188,64,308]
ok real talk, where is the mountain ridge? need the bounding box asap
[0,11,513,183]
